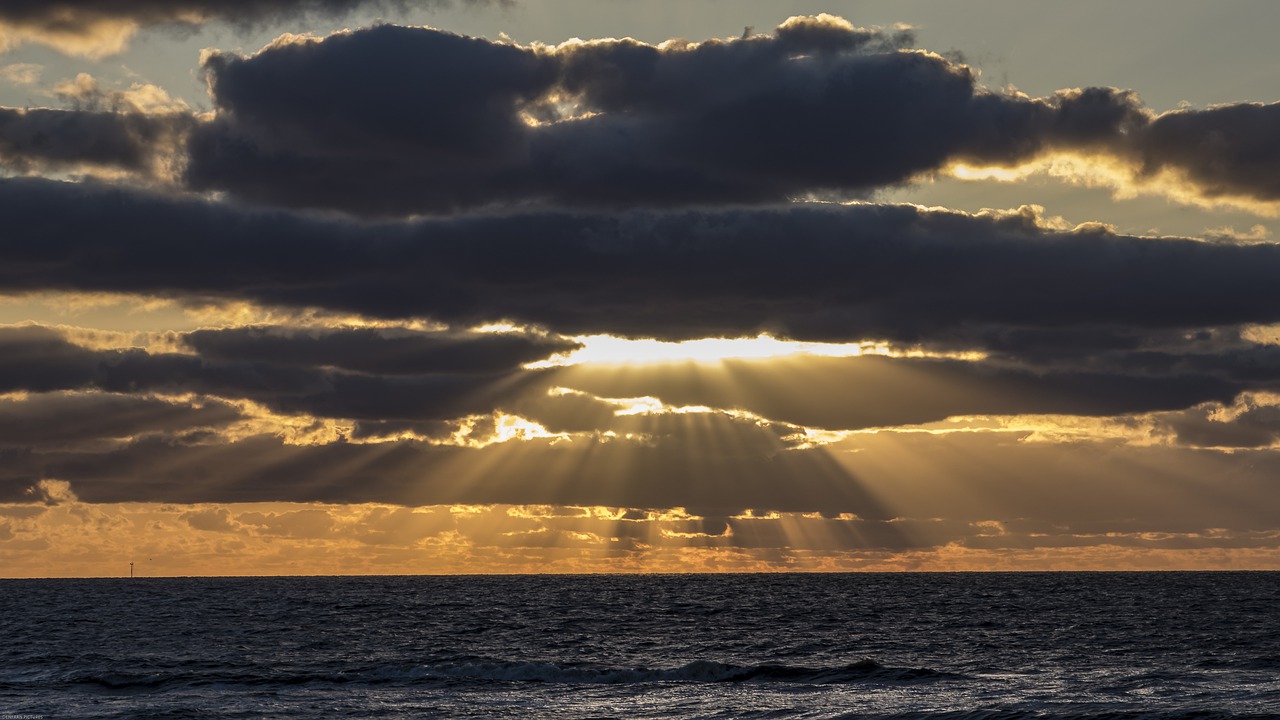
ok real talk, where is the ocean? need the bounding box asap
[1,572,1277,719]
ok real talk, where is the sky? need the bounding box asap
[2,0,1280,576]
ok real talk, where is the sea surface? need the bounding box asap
[1,573,1278,719]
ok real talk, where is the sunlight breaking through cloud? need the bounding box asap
[527,334,987,368]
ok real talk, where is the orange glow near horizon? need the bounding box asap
[3,493,1277,577]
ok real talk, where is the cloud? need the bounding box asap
[7,496,1275,575]
[0,74,192,180]
[3,411,1279,537]
[0,322,1266,451]
[0,1,482,58]
[0,107,191,179]
[0,415,876,514]
[187,24,560,215]
[25,478,77,505]
[1,384,1276,572]
[4,16,1278,215]
[1150,393,1280,449]
[4,11,1280,576]
[177,17,1280,217]
[543,355,1243,433]
[184,20,978,215]
[181,325,578,374]
[0,325,557,424]
[7,180,1280,346]
[0,391,241,448]
[948,99,1280,216]
[181,506,239,532]
[1134,102,1280,205]
[52,72,190,114]
[0,62,40,85]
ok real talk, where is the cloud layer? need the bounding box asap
[5,180,1280,345]
[184,19,1280,216]
[3,16,1280,217]
[2,12,1280,572]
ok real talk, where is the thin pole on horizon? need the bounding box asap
[130,561,134,579]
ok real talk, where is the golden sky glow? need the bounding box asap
[946,154,1280,218]
[6,486,1276,577]
[528,334,986,367]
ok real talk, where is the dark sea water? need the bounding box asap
[2,573,1278,719]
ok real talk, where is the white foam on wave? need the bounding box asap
[415,657,949,685]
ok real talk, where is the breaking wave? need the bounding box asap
[418,657,957,684]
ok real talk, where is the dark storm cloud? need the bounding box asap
[957,86,1148,167]
[186,25,547,215]
[1152,396,1280,449]
[0,71,193,178]
[967,94,1280,207]
[1102,344,1280,383]
[180,17,1280,217]
[0,391,240,447]
[0,107,190,177]
[0,325,551,423]
[182,19,1128,215]
[0,325,325,397]
[963,325,1212,365]
[1134,102,1280,202]
[934,325,1280,388]
[189,24,557,215]
[10,178,1280,344]
[6,16,1277,213]
[182,326,578,375]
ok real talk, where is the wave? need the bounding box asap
[50,658,955,690]
[418,657,957,685]
[839,713,1277,720]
